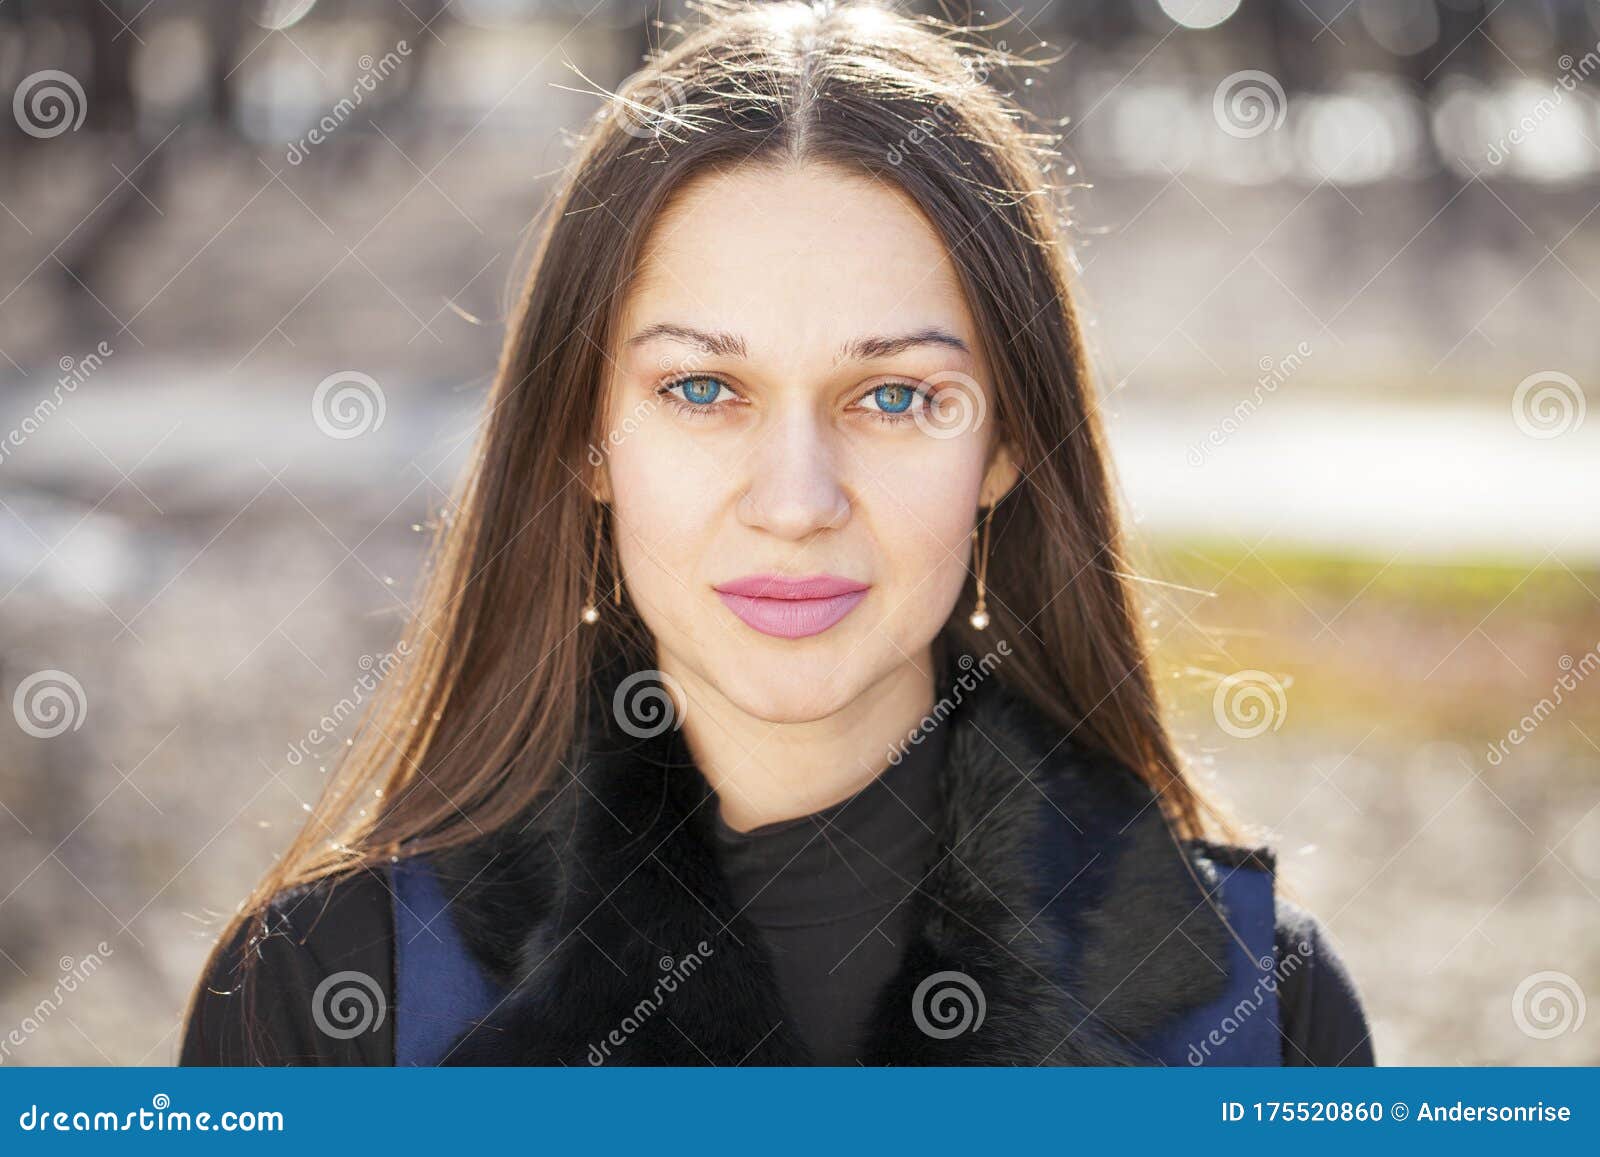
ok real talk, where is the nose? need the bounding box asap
[736,408,850,539]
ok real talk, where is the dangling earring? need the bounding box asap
[580,504,622,625]
[969,505,992,631]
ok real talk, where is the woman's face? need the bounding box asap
[597,161,1018,723]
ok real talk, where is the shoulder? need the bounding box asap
[1188,839,1375,1065]
[1272,893,1376,1065]
[179,867,395,1066]
[944,681,1378,1065]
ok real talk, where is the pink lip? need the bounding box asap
[712,573,870,639]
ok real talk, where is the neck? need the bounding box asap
[665,649,939,833]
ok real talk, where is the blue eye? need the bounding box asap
[677,376,722,405]
[870,383,915,414]
[856,381,931,424]
[656,374,735,419]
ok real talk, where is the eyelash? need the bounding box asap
[654,374,935,427]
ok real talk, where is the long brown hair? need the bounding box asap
[190,0,1235,1028]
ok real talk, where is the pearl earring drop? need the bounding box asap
[580,502,622,625]
[969,508,992,631]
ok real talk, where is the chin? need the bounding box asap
[709,659,863,724]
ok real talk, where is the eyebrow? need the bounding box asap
[623,323,970,362]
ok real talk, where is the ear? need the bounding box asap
[978,440,1021,508]
[589,459,613,505]
[588,380,618,504]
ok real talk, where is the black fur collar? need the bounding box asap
[428,662,1236,1065]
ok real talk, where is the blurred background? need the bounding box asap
[1,0,1597,1066]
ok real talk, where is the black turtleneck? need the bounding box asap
[710,721,950,1065]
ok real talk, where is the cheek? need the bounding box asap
[604,426,718,578]
[866,446,986,599]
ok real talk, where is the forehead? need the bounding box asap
[618,161,976,359]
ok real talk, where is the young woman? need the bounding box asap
[182,0,1372,1067]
